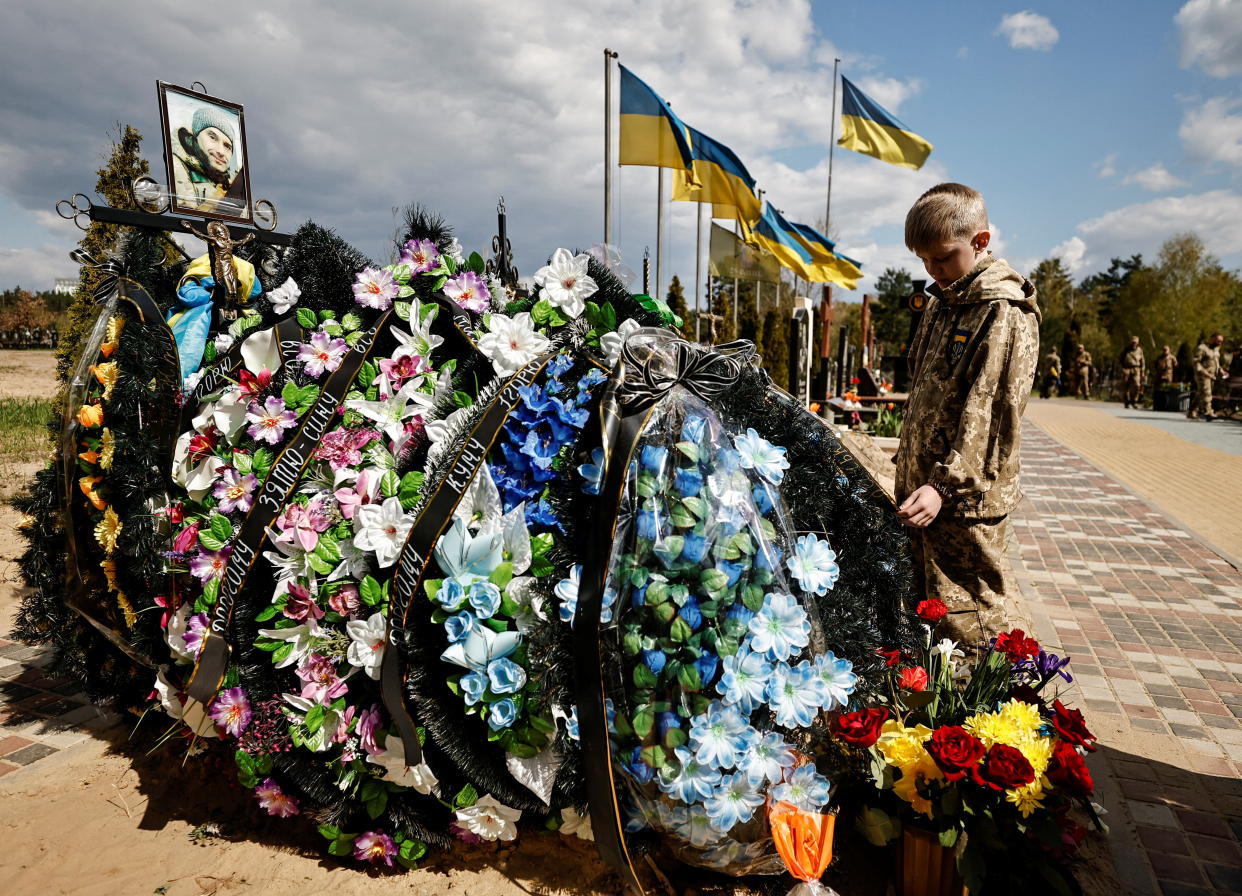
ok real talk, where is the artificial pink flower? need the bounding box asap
[283,582,325,622]
[353,267,400,311]
[210,686,252,737]
[399,238,440,274]
[245,396,299,445]
[213,467,259,514]
[329,584,361,617]
[254,777,300,817]
[356,704,383,756]
[296,653,348,705]
[189,546,231,582]
[443,271,491,314]
[353,830,397,866]
[173,520,201,555]
[297,331,349,379]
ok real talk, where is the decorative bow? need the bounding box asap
[615,328,756,412]
[69,249,125,305]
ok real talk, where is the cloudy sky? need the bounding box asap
[2,0,1240,302]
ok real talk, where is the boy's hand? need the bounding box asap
[897,484,943,528]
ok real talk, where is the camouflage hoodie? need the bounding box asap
[895,255,1040,519]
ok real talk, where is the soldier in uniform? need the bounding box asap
[1155,345,1176,386]
[1074,344,1092,398]
[1119,336,1145,408]
[896,184,1040,646]
[1188,333,1225,421]
[1040,349,1060,399]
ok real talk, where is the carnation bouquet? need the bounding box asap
[830,602,1102,894]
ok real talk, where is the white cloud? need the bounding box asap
[1095,152,1119,178]
[1077,189,1242,260]
[0,244,77,291]
[851,77,923,116]
[1123,163,1189,191]
[996,11,1060,51]
[1049,236,1088,274]
[1179,95,1242,167]
[1176,0,1242,77]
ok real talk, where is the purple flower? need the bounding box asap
[210,686,252,737]
[296,330,349,379]
[245,396,298,445]
[297,653,348,704]
[212,467,258,514]
[352,266,400,310]
[189,546,231,583]
[353,829,397,866]
[356,704,383,755]
[314,427,379,473]
[255,777,300,817]
[1017,649,1074,686]
[182,612,210,658]
[399,238,441,274]
[329,583,361,617]
[283,582,325,622]
[443,271,491,314]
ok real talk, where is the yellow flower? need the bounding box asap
[79,475,106,510]
[78,445,99,465]
[92,361,119,401]
[891,755,943,817]
[116,590,136,629]
[998,698,1043,735]
[106,314,125,343]
[101,558,119,590]
[77,403,104,428]
[99,428,115,470]
[877,720,935,768]
[95,506,122,553]
[1006,779,1047,817]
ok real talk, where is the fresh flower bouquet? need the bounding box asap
[831,603,1102,895]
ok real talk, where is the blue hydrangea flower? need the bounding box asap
[688,702,750,769]
[770,763,832,812]
[528,498,561,530]
[467,579,502,619]
[716,648,770,714]
[487,657,527,694]
[460,670,488,706]
[657,745,723,803]
[724,602,756,628]
[811,651,857,710]
[754,542,782,571]
[488,697,519,730]
[578,446,604,495]
[555,565,581,625]
[575,368,607,399]
[656,711,682,740]
[715,559,745,587]
[746,591,811,662]
[703,770,765,833]
[732,427,790,484]
[766,661,823,729]
[445,611,477,643]
[737,730,796,786]
[522,428,561,480]
[695,652,719,688]
[786,533,840,596]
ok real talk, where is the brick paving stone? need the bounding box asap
[5,743,57,765]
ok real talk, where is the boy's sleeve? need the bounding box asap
[927,303,1038,499]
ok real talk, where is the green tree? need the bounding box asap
[1029,257,1109,368]
[707,277,738,344]
[1078,254,1143,330]
[0,289,56,330]
[762,307,790,390]
[871,267,914,354]
[665,275,693,340]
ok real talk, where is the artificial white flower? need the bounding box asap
[352,497,414,568]
[533,248,597,319]
[213,332,236,354]
[153,670,218,738]
[329,536,372,581]
[559,806,594,841]
[346,379,436,447]
[240,326,281,375]
[283,693,345,751]
[932,638,962,659]
[599,317,641,366]
[445,237,466,264]
[182,369,204,392]
[267,277,301,315]
[345,611,387,679]
[392,306,445,359]
[477,312,551,377]
[368,733,438,795]
[178,454,227,503]
[165,604,198,662]
[262,536,318,584]
[256,620,320,669]
[455,794,521,841]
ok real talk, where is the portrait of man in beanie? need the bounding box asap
[159,82,251,222]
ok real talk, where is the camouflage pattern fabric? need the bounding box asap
[895,255,1041,520]
[1189,342,1222,418]
[909,515,1017,646]
[1074,349,1092,398]
[1120,345,1144,405]
[1156,351,1176,385]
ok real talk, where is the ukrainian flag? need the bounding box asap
[670,126,762,226]
[837,76,932,171]
[787,221,863,290]
[744,204,818,281]
[619,65,696,174]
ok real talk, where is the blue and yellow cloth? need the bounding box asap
[167,253,260,381]
[618,65,696,175]
[838,76,932,171]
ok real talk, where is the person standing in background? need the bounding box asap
[1119,336,1145,409]
[1074,344,1093,399]
[1155,345,1176,386]
[1188,333,1225,421]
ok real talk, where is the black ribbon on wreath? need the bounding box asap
[572,329,757,895]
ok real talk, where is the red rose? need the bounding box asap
[972,743,1035,791]
[925,726,986,781]
[994,629,1040,662]
[1046,741,1094,797]
[876,647,902,668]
[898,666,929,692]
[831,708,889,748]
[1051,699,1097,751]
[915,599,948,624]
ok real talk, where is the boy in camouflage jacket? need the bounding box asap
[894,184,1041,645]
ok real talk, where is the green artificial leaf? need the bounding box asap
[530,555,554,577]
[676,664,701,691]
[669,504,696,529]
[611,711,634,737]
[731,531,754,555]
[235,749,256,776]
[358,360,377,389]
[198,529,225,552]
[345,330,364,348]
[664,726,687,750]
[635,472,659,499]
[938,827,960,848]
[394,301,412,321]
[600,302,617,330]
[669,618,693,643]
[530,533,554,557]
[398,838,427,863]
[254,604,280,623]
[272,642,293,665]
[675,442,701,464]
[341,311,362,331]
[328,835,355,857]
[454,783,479,809]
[633,663,657,689]
[233,453,253,475]
[583,301,603,327]
[468,251,486,274]
[700,568,730,598]
[742,585,765,612]
[365,790,388,820]
[296,308,318,329]
[318,309,337,321]
[531,299,553,325]
[398,471,424,509]
[632,708,654,740]
[633,293,680,326]
[317,824,341,841]
[380,470,400,499]
[202,343,218,364]
[453,390,474,408]
[506,740,539,758]
[622,629,642,656]
[488,562,513,589]
[654,601,676,624]
[359,576,384,606]
[322,321,343,337]
[645,580,669,605]
[314,535,342,565]
[252,448,274,479]
[640,744,667,771]
[653,536,684,566]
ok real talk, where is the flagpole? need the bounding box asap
[695,202,703,342]
[825,57,840,236]
[732,219,739,336]
[655,168,664,304]
[604,49,618,246]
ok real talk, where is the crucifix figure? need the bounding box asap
[183,219,255,311]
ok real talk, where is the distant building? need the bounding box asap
[53,278,76,295]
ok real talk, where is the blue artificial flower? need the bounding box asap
[528,498,561,530]
[555,565,581,626]
[766,661,823,729]
[467,580,502,619]
[522,428,561,480]
[673,804,726,849]
[703,771,765,833]
[688,702,750,769]
[601,581,618,625]
[751,482,776,515]
[518,383,555,414]
[445,611,477,644]
[656,711,682,740]
[786,533,840,597]
[754,542,782,571]
[578,446,605,495]
[715,559,745,587]
[623,746,656,785]
[460,670,488,706]
[488,697,519,730]
[732,427,790,484]
[746,591,811,662]
[695,652,719,688]
[546,352,574,380]
[564,705,580,741]
[737,730,796,787]
[674,467,704,498]
[487,657,528,694]
[630,580,648,607]
[657,745,723,803]
[770,764,832,813]
[723,602,756,629]
[811,651,857,710]
[678,595,703,632]
[575,368,608,400]
[716,648,770,714]
[640,444,669,476]
[636,506,661,541]
[435,576,470,612]
[681,532,709,564]
[641,649,667,675]
[681,414,708,446]
[550,394,589,430]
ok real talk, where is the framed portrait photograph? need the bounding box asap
[158,82,252,224]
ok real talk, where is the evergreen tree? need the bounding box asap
[665,275,693,340]
[762,307,790,390]
[872,267,914,354]
[708,277,738,343]
[735,279,764,350]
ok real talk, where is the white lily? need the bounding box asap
[353,497,414,569]
[283,693,345,752]
[392,305,445,358]
[455,794,521,842]
[368,733,439,795]
[257,619,320,669]
[153,670,218,739]
[456,464,504,530]
[345,611,387,679]
[532,248,597,319]
[240,326,282,375]
[346,379,437,447]
[435,516,503,578]
[559,806,594,841]
[267,277,301,315]
[477,312,551,376]
[599,318,642,367]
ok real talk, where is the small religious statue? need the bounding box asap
[182,219,255,311]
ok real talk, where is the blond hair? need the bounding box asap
[905,183,989,250]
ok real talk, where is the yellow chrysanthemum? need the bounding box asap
[1006,778,1048,817]
[877,720,934,768]
[95,506,122,554]
[106,315,125,344]
[962,710,1015,749]
[99,428,115,470]
[891,755,943,817]
[998,698,1043,735]
[116,590,136,628]
[93,361,119,401]
[1017,734,1055,780]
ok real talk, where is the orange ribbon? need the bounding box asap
[769,800,836,883]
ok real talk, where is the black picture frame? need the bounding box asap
[158,81,252,225]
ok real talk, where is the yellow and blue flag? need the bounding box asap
[619,65,696,174]
[671,125,762,226]
[838,76,933,171]
[787,221,863,290]
[744,204,818,280]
